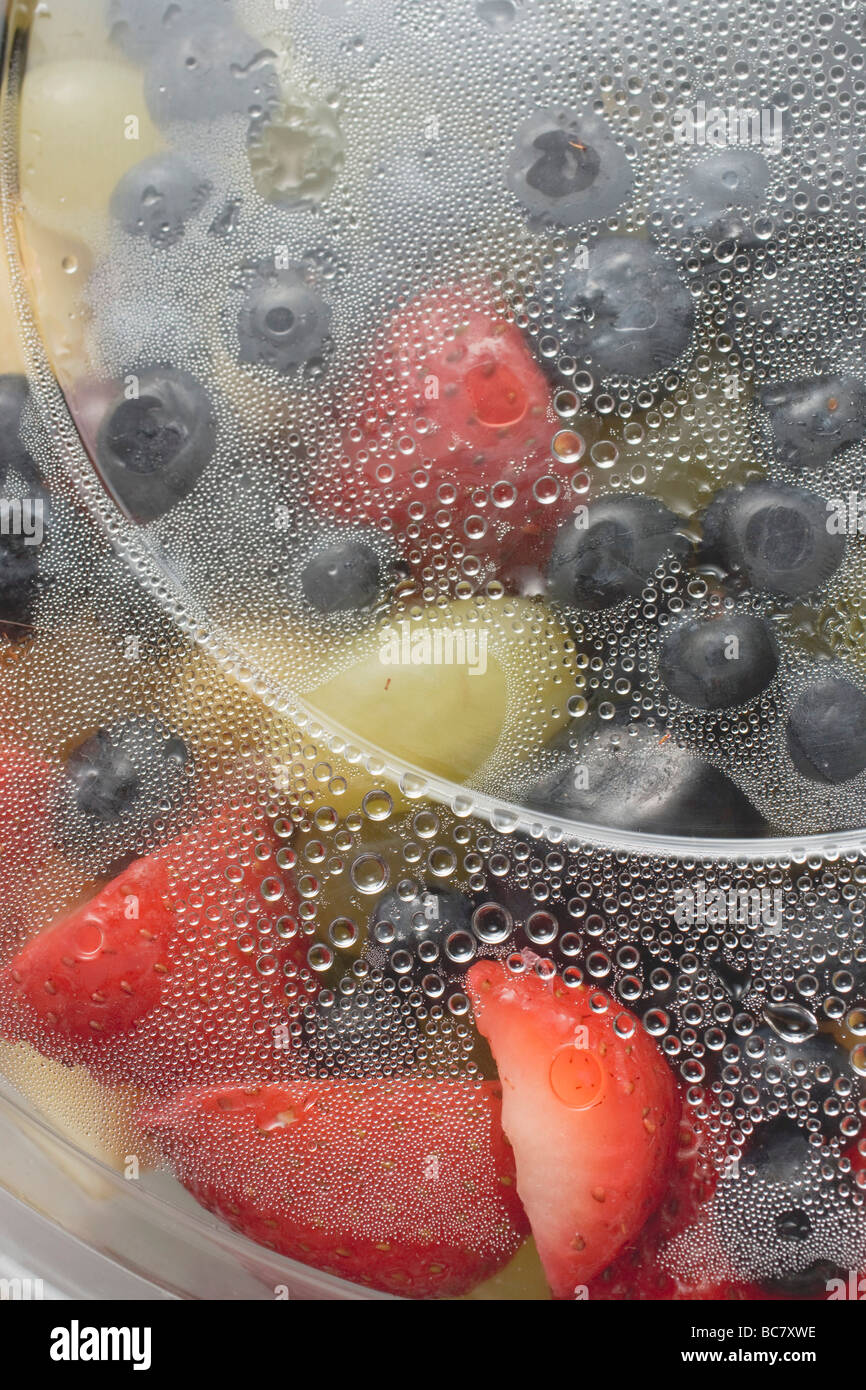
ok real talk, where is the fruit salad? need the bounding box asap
[0,0,865,1304]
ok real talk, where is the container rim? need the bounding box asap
[0,1071,390,1300]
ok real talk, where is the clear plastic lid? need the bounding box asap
[1,0,866,1304]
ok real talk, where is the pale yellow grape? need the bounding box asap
[309,597,577,788]
[14,206,95,384]
[459,1237,551,1301]
[26,0,117,68]
[19,59,162,244]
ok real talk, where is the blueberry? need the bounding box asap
[95,367,216,524]
[507,108,633,227]
[718,1119,854,1294]
[759,374,866,470]
[546,495,689,611]
[110,153,212,249]
[369,885,475,979]
[524,715,766,837]
[670,148,770,244]
[144,21,278,126]
[774,1209,813,1242]
[301,540,381,613]
[0,528,45,640]
[64,722,191,826]
[659,613,778,711]
[65,729,140,823]
[60,722,192,870]
[554,236,694,380]
[786,677,866,784]
[760,1260,847,1300]
[106,0,234,62]
[747,1116,812,1185]
[702,481,846,598]
[237,263,332,374]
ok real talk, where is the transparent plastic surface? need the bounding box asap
[0,0,865,1304]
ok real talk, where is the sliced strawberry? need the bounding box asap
[311,284,581,577]
[587,1116,742,1300]
[0,854,172,1045]
[143,1078,529,1298]
[0,807,314,1088]
[467,954,679,1299]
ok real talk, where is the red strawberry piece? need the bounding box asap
[311,284,583,576]
[467,953,679,1299]
[0,807,314,1087]
[142,1077,529,1298]
[587,1115,750,1300]
[0,854,172,1046]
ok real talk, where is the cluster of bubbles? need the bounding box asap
[3,0,866,1296]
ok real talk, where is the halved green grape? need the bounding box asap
[308,597,578,787]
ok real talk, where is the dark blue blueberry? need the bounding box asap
[787,677,866,784]
[759,1260,847,1299]
[546,495,689,611]
[507,108,633,227]
[144,21,278,125]
[524,715,765,837]
[759,374,866,470]
[301,540,381,613]
[0,527,45,640]
[747,1116,812,1185]
[670,148,770,247]
[554,236,694,380]
[659,613,778,711]
[110,153,212,248]
[64,722,191,825]
[106,0,234,62]
[65,729,140,823]
[718,1119,852,1294]
[369,885,475,977]
[59,721,192,872]
[364,883,484,997]
[775,1209,813,1242]
[702,481,846,598]
[237,263,332,374]
[95,367,216,524]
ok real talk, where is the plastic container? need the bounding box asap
[1,0,865,1304]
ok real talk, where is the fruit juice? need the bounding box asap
[0,0,866,1307]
